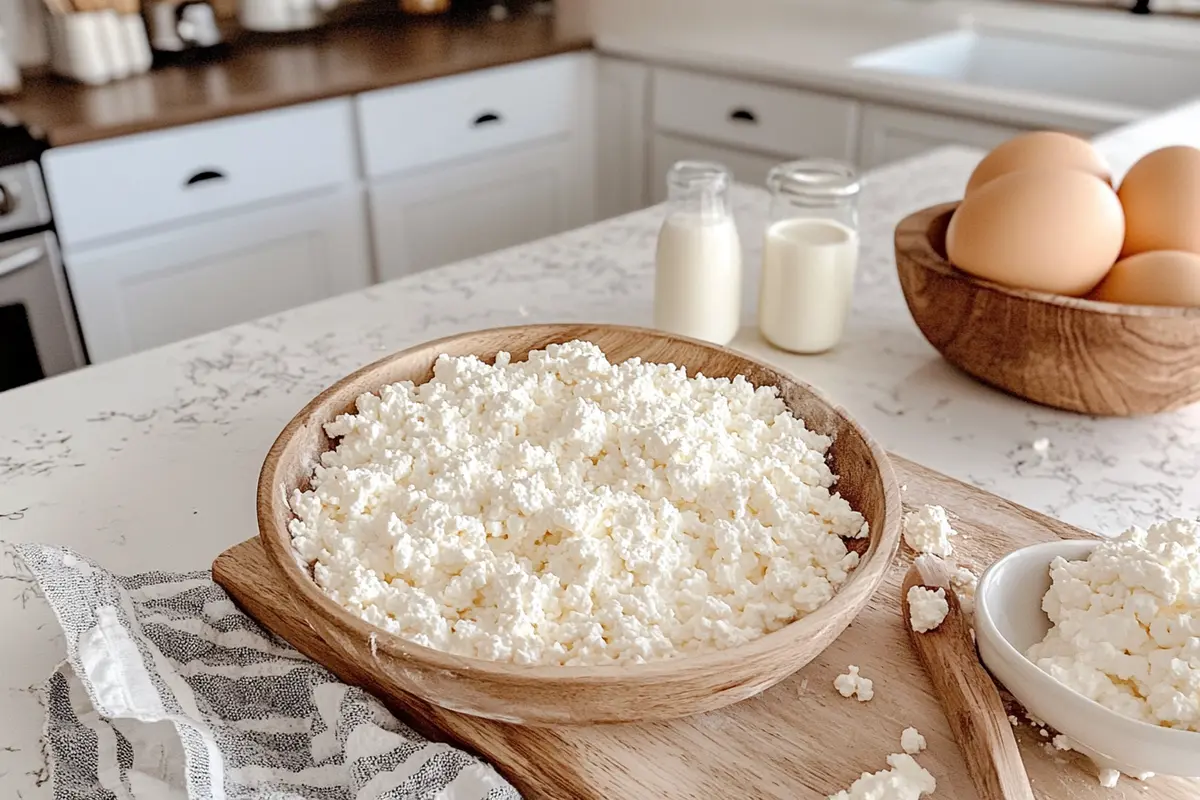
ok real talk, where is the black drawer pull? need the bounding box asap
[472,112,503,127]
[729,108,758,124]
[185,169,227,187]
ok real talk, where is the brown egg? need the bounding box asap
[1118,146,1200,257]
[1090,250,1200,307]
[965,131,1111,196]
[947,169,1124,296]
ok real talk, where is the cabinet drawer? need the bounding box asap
[44,99,358,248]
[652,68,859,162]
[357,54,583,179]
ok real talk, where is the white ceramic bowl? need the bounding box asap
[976,540,1200,779]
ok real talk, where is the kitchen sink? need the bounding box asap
[853,29,1200,111]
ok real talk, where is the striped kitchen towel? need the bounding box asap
[15,543,520,800]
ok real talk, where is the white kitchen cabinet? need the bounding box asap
[858,104,1026,170]
[370,139,585,281]
[650,133,783,203]
[361,53,596,280]
[596,58,650,219]
[64,187,371,363]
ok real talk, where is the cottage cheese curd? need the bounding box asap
[288,341,867,666]
[1027,518,1200,731]
[951,565,978,617]
[902,505,956,557]
[828,753,936,800]
[907,586,949,634]
[900,727,927,755]
[834,665,874,702]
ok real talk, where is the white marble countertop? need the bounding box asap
[592,0,1200,133]
[5,111,1200,793]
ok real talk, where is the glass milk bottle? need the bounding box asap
[758,160,861,354]
[653,161,742,346]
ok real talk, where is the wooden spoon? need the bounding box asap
[902,555,1035,800]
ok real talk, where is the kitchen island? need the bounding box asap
[2,127,1200,793]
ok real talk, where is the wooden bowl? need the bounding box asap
[257,323,902,726]
[896,203,1200,416]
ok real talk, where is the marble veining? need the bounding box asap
[1,130,1200,794]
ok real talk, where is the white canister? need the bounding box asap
[653,161,742,346]
[758,160,861,354]
[99,10,131,80]
[55,14,112,86]
[120,13,153,74]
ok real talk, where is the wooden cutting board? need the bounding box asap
[214,454,1200,800]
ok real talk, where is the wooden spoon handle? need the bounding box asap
[902,567,1035,800]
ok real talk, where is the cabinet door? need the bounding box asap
[596,58,650,219]
[650,133,783,203]
[65,187,372,363]
[858,104,1025,170]
[370,139,585,281]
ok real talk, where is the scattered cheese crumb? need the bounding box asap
[1052,734,1075,752]
[1008,715,1020,726]
[1028,519,1200,731]
[902,505,957,557]
[828,753,936,800]
[950,565,978,617]
[907,586,949,633]
[834,665,875,702]
[1031,437,1051,456]
[1099,768,1120,788]
[900,727,927,755]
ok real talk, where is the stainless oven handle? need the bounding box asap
[0,246,43,279]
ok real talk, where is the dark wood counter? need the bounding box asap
[10,12,592,147]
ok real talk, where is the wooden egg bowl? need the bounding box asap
[896,203,1200,416]
[257,323,902,726]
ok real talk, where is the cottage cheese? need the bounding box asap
[900,727,927,755]
[907,586,949,633]
[288,341,867,666]
[950,565,978,617]
[1027,518,1200,731]
[834,665,874,702]
[828,753,936,800]
[902,505,956,557]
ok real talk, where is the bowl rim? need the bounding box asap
[899,202,1200,320]
[256,322,903,682]
[976,540,1200,746]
